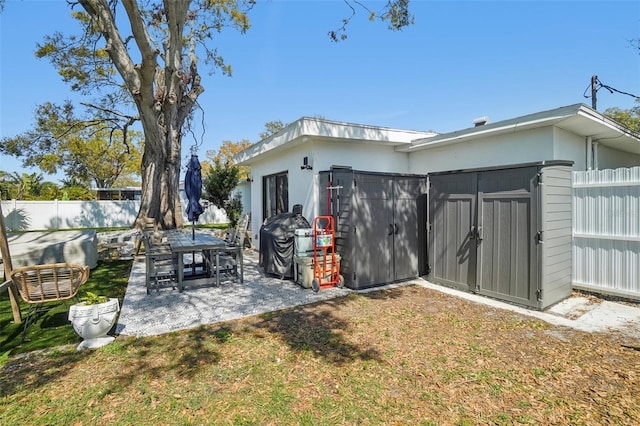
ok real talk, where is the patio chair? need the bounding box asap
[9,262,90,340]
[224,213,250,248]
[215,213,250,280]
[143,231,179,293]
[134,217,159,255]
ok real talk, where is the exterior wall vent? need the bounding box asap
[473,116,490,127]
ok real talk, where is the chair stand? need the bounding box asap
[9,263,89,342]
[20,297,78,342]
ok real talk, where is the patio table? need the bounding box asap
[166,232,243,291]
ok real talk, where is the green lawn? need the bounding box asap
[1,257,638,424]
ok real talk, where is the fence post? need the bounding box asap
[0,202,22,324]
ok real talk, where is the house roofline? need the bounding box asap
[235,116,436,166]
[396,103,640,154]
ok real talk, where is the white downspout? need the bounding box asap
[593,141,599,170]
[586,136,592,170]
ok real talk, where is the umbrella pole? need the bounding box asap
[192,220,195,240]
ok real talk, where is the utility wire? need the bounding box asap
[583,76,639,100]
[599,81,638,99]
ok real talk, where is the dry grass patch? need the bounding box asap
[1,285,638,425]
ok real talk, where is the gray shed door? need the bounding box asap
[476,168,538,306]
[428,173,477,291]
[352,175,425,287]
[429,167,539,308]
[393,178,423,281]
[353,174,395,287]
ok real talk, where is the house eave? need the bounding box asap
[397,104,640,155]
[235,117,436,166]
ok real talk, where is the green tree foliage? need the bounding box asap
[61,186,94,200]
[200,119,293,225]
[4,172,44,200]
[39,182,61,200]
[329,0,414,42]
[203,121,287,180]
[0,171,15,200]
[259,120,286,140]
[206,139,253,165]
[0,172,9,199]
[599,37,639,130]
[0,101,142,188]
[224,195,243,228]
[204,139,253,179]
[604,102,640,133]
[202,160,241,226]
[60,177,95,200]
[0,172,65,200]
[32,0,257,229]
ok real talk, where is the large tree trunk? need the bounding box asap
[136,114,184,230]
[80,0,201,230]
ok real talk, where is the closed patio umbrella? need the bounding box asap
[185,154,204,239]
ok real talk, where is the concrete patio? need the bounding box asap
[115,250,352,337]
[108,231,640,342]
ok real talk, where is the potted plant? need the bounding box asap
[68,291,120,351]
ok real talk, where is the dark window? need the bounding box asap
[263,172,288,220]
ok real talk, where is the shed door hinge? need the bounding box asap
[536,231,543,244]
[537,289,543,302]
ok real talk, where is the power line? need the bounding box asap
[599,81,638,99]
[583,75,639,110]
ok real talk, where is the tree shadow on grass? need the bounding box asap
[173,326,225,378]
[39,311,69,329]
[356,285,411,300]
[89,326,227,398]
[0,284,409,401]
[0,349,84,397]
[252,293,387,366]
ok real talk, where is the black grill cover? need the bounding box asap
[259,212,311,278]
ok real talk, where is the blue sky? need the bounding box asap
[1,0,639,184]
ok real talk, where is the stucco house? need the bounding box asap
[235,103,640,308]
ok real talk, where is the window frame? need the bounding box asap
[262,171,289,221]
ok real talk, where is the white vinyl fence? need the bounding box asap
[1,197,228,231]
[573,166,640,300]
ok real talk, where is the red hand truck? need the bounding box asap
[311,215,344,292]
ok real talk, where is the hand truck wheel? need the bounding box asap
[312,279,320,293]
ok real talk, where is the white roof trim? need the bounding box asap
[397,104,640,154]
[235,117,436,165]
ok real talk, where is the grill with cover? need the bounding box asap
[259,208,311,279]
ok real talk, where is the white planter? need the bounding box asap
[68,298,120,351]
